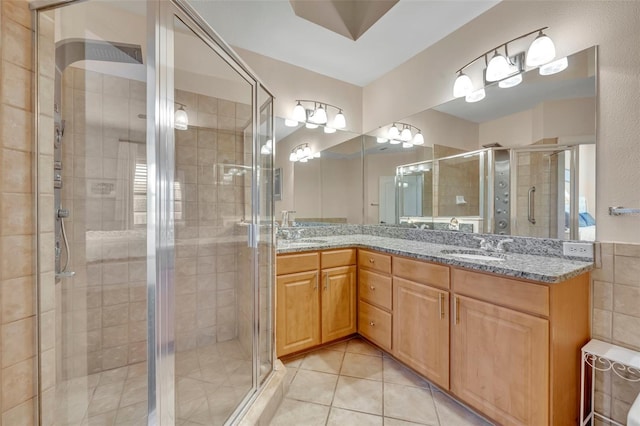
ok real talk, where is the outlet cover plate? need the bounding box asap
[563,242,594,258]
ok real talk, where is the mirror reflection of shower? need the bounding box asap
[53,38,143,279]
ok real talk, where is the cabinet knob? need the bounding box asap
[369,258,375,263]
[370,285,375,290]
[369,321,375,327]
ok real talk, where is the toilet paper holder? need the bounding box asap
[580,339,640,426]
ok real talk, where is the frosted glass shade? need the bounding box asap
[412,132,425,145]
[323,126,336,134]
[292,102,306,122]
[174,107,188,130]
[284,119,298,127]
[498,73,522,88]
[333,111,346,129]
[376,137,388,143]
[388,124,400,139]
[400,127,412,141]
[310,105,327,124]
[465,88,486,103]
[486,52,511,82]
[526,32,556,67]
[453,72,473,98]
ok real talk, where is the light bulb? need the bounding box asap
[539,57,568,75]
[174,106,188,130]
[305,123,318,129]
[401,127,412,142]
[412,132,424,145]
[303,146,311,157]
[526,31,556,67]
[486,51,511,82]
[498,73,523,88]
[376,137,388,144]
[292,102,306,122]
[289,152,297,162]
[310,104,327,124]
[388,124,400,139]
[324,126,336,134]
[333,110,346,129]
[402,142,412,148]
[453,72,473,98]
[465,88,486,103]
[284,119,298,127]
[296,148,304,158]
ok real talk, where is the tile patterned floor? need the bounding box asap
[271,337,494,426]
[56,339,252,426]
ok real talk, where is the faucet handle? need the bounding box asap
[472,236,490,250]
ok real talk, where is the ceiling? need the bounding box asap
[189,0,500,87]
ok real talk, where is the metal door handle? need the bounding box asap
[454,296,460,325]
[528,186,536,224]
[314,272,318,291]
[370,285,375,290]
[324,273,328,291]
[369,258,375,263]
[439,293,445,320]
[369,321,375,327]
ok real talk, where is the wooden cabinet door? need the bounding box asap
[392,277,449,389]
[276,270,320,357]
[321,266,357,342]
[451,295,549,426]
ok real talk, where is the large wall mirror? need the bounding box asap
[366,46,596,240]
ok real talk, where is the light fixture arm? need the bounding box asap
[455,26,548,73]
[295,99,343,113]
[392,122,421,135]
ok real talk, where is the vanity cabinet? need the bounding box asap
[392,257,450,389]
[276,249,356,357]
[357,249,393,351]
[450,268,590,426]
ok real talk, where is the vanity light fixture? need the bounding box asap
[289,99,347,130]
[289,143,318,163]
[381,123,425,147]
[174,102,189,130]
[453,27,562,103]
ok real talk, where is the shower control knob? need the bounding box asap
[498,220,508,229]
[57,208,70,219]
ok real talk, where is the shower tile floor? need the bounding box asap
[271,337,494,426]
[55,339,252,426]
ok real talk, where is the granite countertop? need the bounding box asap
[276,234,593,283]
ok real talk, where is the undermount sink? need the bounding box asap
[280,238,328,245]
[440,249,506,262]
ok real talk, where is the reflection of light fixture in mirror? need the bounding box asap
[289,143,318,163]
[290,99,346,130]
[260,139,272,155]
[498,73,523,88]
[305,123,318,129]
[377,137,389,143]
[526,30,556,67]
[324,127,336,134]
[465,88,486,103]
[284,119,298,127]
[174,103,188,130]
[387,122,423,147]
[453,71,473,98]
[539,56,568,75]
[453,27,559,102]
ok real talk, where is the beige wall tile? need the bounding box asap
[593,280,613,311]
[614,255,640,287]
[592,308,612,340]
[0,235,33,280]
[613,284,640,317]
[615,243,640,258]
[612,312,640,350]
[2,317,35,368]
[2,18,33,71]
[2,62,31,112]
[1,193,33,236]
[1,104,32,153]
[1,357,35,410]
[1,149,31,193]
[1,396,35,426]
[2,1,32,30]
[1,276,34,323]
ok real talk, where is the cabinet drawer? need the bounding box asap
[358,249,391,274]
[277,252,319,275]
[393,256,450,290]
[358,300,392,351]
[359,269,392,310]
[452,268,549,317]
[322,249,356,269]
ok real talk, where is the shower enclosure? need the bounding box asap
[34,1,274,424]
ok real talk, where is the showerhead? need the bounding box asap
[55,38,143,74]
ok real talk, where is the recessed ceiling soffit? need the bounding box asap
[289,0,399,41]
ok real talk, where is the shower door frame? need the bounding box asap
[32,0,276,424]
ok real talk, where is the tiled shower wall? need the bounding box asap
[592,242,640,424]
[0,1,38,423]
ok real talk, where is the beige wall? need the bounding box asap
[0,0,38,423]
[363,0,640,244]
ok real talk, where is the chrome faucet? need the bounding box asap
[281,210,296,227]
[448,217,459,231]
[473,236,494,251]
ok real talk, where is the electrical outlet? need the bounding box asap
[563,242,594,258]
